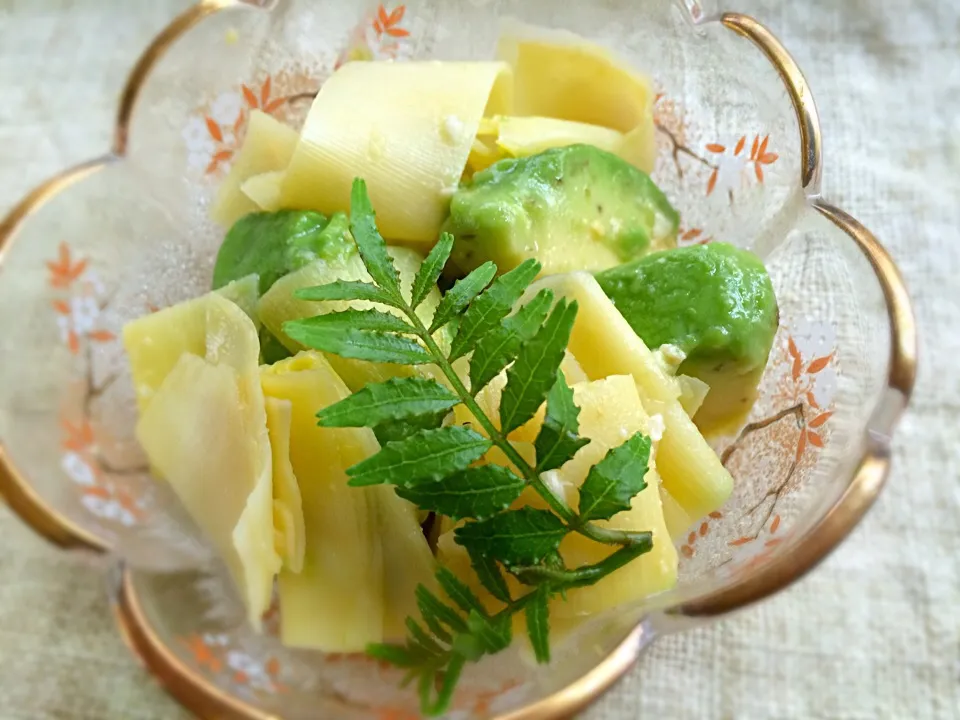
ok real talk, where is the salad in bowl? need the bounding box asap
[0,2,915,719]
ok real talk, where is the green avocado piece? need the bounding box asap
[444,144,679,276]
[212,209,356,365]
[212,209,355,295]
[595,242,779,434]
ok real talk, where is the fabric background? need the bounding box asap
[0,1,957,718]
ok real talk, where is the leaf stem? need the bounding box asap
[510,535,653,587]
[403,305,577,523]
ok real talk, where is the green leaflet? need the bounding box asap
[449,259,541,360]
[365,642,422,669]
[316,376,459,428]
[293,279,397,306]
[285,307,414,334]
[454,507,569,566]
[347,426,491,487]
[395,464,525,520]
[436,567,486,615]
[405,618,445,657]
[372,410,448,445]
[411,233,454,310]
[468,287,554,393]
[534,371,589,472]
[525,586,551,663]
[416,584,468,635]
[429,262,497,334]
[577,432,652,522]
[466,610,512,654]
[282,323,433,365]
[467,548,512,604]
[427,653,466,715]
[499,298,578,434]
[349,178,402,297]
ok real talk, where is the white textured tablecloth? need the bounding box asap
[0,2,957,718]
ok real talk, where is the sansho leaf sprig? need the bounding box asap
[283,179,655,716]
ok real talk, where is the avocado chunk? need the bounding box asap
[212,210,356,364]
[212,209,355,295]
[595,242,779,434]
[444,144,679,276]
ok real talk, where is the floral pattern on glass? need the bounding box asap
[337,4,413,66]
[46,242,114,355]
[181,632,289,698]
[183,73,319,177]
[717,324,837,561]
[182,5,414,178]
[59,416,146,528]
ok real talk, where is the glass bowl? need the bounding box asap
[0,1,916,718]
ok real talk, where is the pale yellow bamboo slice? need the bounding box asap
[496,21,656,171]
[211,110,300,227]
[280,61,513,242]
[264,396,305,573]
[133,295,277,629]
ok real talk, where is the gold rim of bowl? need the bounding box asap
[0,4,918,719]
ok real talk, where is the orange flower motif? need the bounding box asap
[809,411,833,428]
[338,4,413,66]
[374,5,410,38]
[781,334,834,460]
[199,76,286,176]
[46,243,115,354]
[182,635,223,673]
[679,226,713,246]
[241,75,286,114]
[678,511,725,559]
[60,418,95,453]
[46,242,88,289]
[704,133,779,196]
[111,486,146,522]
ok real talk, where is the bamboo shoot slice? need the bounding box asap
[280,61,513,242]
[136,352,278,629]
[124,297,208,414]
[496,22,656,171]
[215,273,261,327]
[376,485,438,641]
[264,397,305,573]
[211,110,300,227]
[124,285,260,413]
[261,352,384,651]
[659,485,694,541]
[496,115,624,157]
[552,376,676,617]
[261,352,436,649]
[241,170,285,212]
[677,374,710,418]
